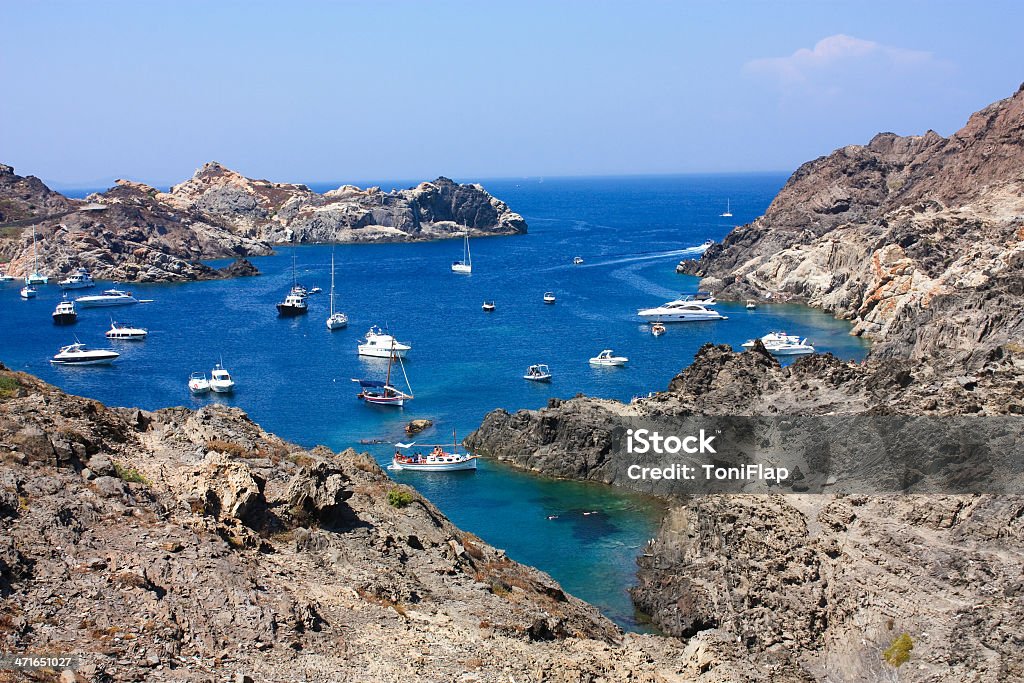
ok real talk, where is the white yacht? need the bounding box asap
[105,321,148,340]
[358,326,411,358]
[589,349,629,366]
[188,372,211,394]
[19,285,37,299]
[52,297,77,325]
[524,364,552,382]
[210,363,235,393]
[743,332,815,356]
[50,342,119,366]
[75,287,139,308]
[637,300,727,322]
[451,234,472,274]
[325,252,347,330]
[741,331,801,348]
[59,268,95,289]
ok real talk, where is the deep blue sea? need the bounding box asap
[1,174,869,629]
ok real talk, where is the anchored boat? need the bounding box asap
[52,296,77,325]
[451,234,472,274]
[389,433,478,472]
[353,341,414,407]
[105,321,148,340]
[589,349,629,366]
[358,326,411,358]
[75,287,139,308]
[524,364,552,382]
[50,342,119,366]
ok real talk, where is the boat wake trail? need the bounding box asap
[543,244,708,272]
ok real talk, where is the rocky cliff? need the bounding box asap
[0,162,526,283]
[466,344,1024,680]
[680,84,1024,369]
[0,364,780,682]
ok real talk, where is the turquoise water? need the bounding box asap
[1,174,869,629]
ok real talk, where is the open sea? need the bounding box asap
[0,173,869,629]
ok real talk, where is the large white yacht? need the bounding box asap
[358,326,411,358]
[637,299,727,322]
[743,332,815,356]
[50,343,119,366]
[75,287,139,308]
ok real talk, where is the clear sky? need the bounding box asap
[2,1,1022,188]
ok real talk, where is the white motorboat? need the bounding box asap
[19,285,37,299]
[0,270,15,282]
[720,199,732,218]
[59,268,95,289]
[573,256,584,265]
[358,326,411,358]
[524,364,552,382]
[390,435,478,472]
[105,321,148,340]
[209,363,235,393]
[75,287,139,308]
[25,230,48,284]
[310,286,322,294]
[741,331,801,348]
[651,322,666,336]
[746,300,757,310]
[52,296,77,325]
[451,234,472,274]
[589,349,628,366]
[701,239,715,249]
[637,300,727,322]
[353,341,414,407]
[482,300,495,312]
[543,291,556,304]
[765,340,816,356]
[50,342,119,366]
[188,372,211,394]
[325,252,347,330]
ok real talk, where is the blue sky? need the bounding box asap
[2,1,1022,188]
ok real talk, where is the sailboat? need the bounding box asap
[720,199,733,218]
[451,234,472,274]
[326,251,347,330]
[25,230,48,284]
[353,342,414,407]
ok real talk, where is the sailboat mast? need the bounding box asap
[385,342,394,389]
[330,252,336,316]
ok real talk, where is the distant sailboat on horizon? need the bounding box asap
[720,199,733,218]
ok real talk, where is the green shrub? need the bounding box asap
[113,462,149,485]
[0,375,20,399]
[883,633,913,668]
[387,488,414,508]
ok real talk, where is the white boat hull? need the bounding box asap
[210,382,235,393]
[359,346,409,359]
[390,456,478,471]
[590,359,628,366]
[76,297,138,308]
[637,310,727,322]
[451,264,472,274]
[766,346,815,356]
[326,314,348,330]
[189,381,211,394]
[51,354,118,366]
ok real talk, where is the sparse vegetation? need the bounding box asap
[387,487,414,508]
[883,632,913,669]
[112,462,149,485]
[0,375,20,399]
[205,438,249,458]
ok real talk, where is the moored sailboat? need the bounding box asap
[325,252,347,330]
[451,234,472,274]
[353,342,414,407]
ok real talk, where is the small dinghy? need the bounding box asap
[650,322,666,336]
[543,292,556,304]
[573,256,584,265]
[523,364,552,382]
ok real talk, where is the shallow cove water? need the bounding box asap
[1,174,870,630]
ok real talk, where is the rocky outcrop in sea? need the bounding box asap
[0,162,527,283]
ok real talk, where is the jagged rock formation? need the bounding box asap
[0,162,526,282]
[680,84,1024,369]
[466,344,1024,680]
[0,364,772,682]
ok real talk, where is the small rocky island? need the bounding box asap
[0,162,527,283]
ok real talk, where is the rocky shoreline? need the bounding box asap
[466,86,1024,681]
[0,162,526,283]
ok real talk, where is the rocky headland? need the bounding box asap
[0,162,526,283]
[466,86,1024,681]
